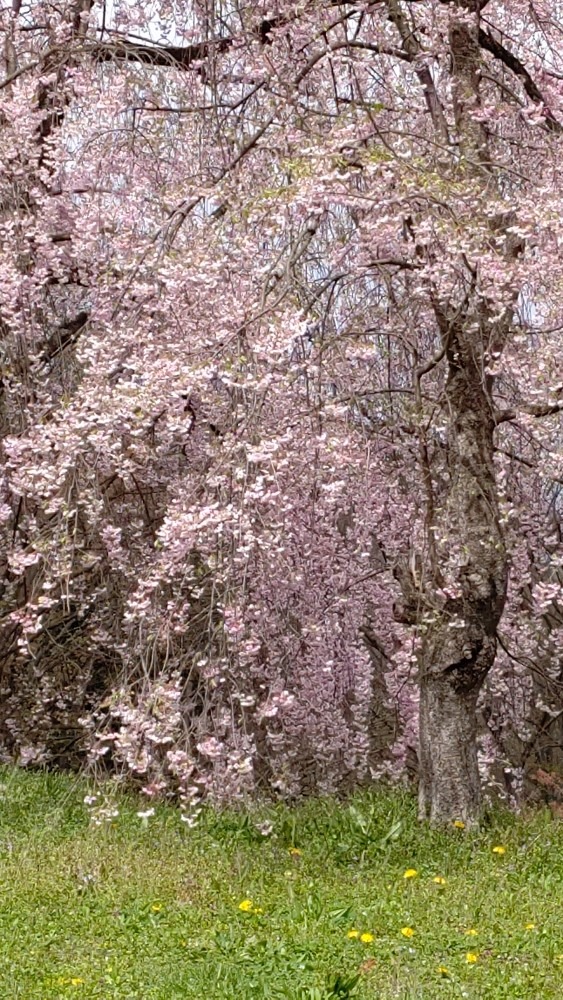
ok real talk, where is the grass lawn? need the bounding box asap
[0,767,561,998]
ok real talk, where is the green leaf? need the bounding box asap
[327,905,354,925]
[326,972,361,997]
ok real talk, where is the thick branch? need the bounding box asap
[478,28,563,133]
[386,0,450,141]
[495,399,563,424]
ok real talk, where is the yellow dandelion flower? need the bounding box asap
[403,868,418,879]
[432,876,447,885]
[151,903,163,912]
[360,932,374,943]
[492,845,506,855]
[70,979,85,987]
[437,966,450,977]
[401,927,415,938]
[288,847,302,856]
[453,820,465,829]
[464,928,478,936]
[524,922,536,930]
[346,929,360,939]
[238,899,254,912]
[466,952,479,964]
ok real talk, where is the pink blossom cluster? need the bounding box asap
[0,0,561,807]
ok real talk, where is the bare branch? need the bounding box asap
[495,448,563,484]
[90,36,232,72]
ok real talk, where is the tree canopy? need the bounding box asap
[0,0,562,824]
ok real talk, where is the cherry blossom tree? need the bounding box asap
[0,0,561,824]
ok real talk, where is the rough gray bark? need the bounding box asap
[390,10,514,826]
[418,677,482,824]
[396,309,509,825]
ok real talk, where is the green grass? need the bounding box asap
[0,768,561,998]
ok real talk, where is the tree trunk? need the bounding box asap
[418,675,481,824]
[385,11,516,825]
[395,307,509,825]
[420,318,508,824]
[418,641,496,826]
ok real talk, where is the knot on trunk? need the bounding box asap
[440,632,496,692]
